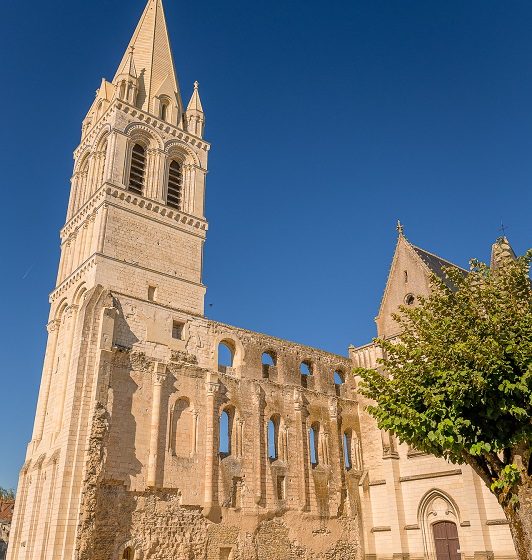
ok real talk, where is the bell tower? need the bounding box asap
[8,2,208,558]
[60,0,209,318]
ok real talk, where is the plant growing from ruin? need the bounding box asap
[356,244,532,560]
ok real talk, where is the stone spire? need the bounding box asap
[113,0,183,117]
[186,81,205,137]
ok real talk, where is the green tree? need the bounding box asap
[0,487,15,500]
[356,244,532,560]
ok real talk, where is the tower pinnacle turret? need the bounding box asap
[186,81,205,137]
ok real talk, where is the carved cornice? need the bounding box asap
[61,185,108,239]
[105,186,208,233]
[75,108,116,158]
[50,257,96,303]
[116,100,210,153]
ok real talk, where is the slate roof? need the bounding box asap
[411,244,467,288]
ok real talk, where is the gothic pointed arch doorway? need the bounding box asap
[419,489,463,560]
[433,520,460,560]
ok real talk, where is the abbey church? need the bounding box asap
[7,1,519,559]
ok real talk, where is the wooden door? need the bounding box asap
[433,521,461,560]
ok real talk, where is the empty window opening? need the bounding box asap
[167,160,183,209]
[122,548,133,560]
[300,361,312,375]
[148,286,157,302]
[128,143,146,195]
[172,321,184,340]
[268,416,280,461]
[262,352,276,366]
[219,409,233,456]
[334,370,345,396]
[218,342,234,372]
[262,351,276,378]
[309,423,320,467]
[276,476,286,500]
[405,293,415,306]
[343,431,353,470]
[404,270,408,284]
[301,361,312,388]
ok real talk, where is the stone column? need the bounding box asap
[203,375,221,521]
[252,384,264,506]
[294,387,309,511]
[55,304,79,434]
[192,409,199,456]
[96,204,109,254]
[33,319,61,446]
[147,362,168,488]
[102,133,116,184]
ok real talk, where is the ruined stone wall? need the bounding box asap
[82,293,363,560]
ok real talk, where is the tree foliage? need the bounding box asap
[0,487,15,500]
[357,245,532,504]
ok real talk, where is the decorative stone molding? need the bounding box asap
[117,100,210,152]
[74,108,116,159]
[405,524,420,530]
[371,526,392,533]
[400,469,462,483]
[153,362,169,385]
[368,479,386,486]
[486,519,509,526]
[205,380,220,397]
[49,257,96,303]
[46,319,60,334]
[61,185,107,238]
[106,186,207,233]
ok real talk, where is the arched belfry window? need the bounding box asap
[128,143,146,195]
[167,160,183,209]
[122,547,133,560]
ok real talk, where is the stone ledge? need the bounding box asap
[371,526,391,533]
[486,519,509,526]
[399,469,462,483]
[369,479,387,486]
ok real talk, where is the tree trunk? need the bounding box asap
[503,480,532,560]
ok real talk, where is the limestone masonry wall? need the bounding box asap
[79,292,362,559]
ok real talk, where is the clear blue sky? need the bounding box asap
[0,0,531,489]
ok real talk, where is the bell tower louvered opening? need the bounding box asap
[167,160,183,209]
[128,143,146,195]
